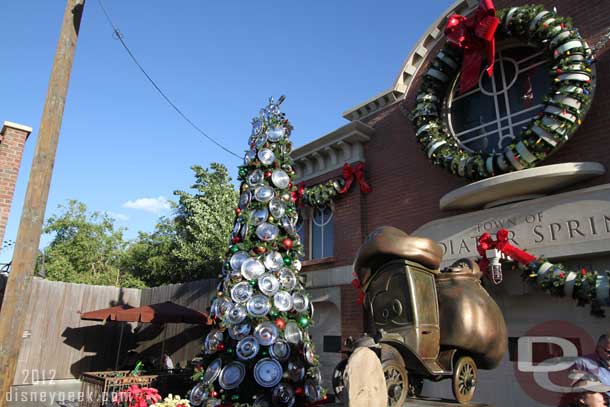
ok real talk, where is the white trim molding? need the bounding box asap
[1,121,33,135]
[292,120,374,182]
[342,0,478,122]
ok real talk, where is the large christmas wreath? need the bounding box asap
[411,4,595,180]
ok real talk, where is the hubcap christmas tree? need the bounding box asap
[190,97,324,407]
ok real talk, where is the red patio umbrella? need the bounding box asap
[114,301,210,324]
[81,301,210,370]
[80,304,133,321]
[79,304,135,369]
[114,301,211,368]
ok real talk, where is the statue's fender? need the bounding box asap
[435,259,508,369]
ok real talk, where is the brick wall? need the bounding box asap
[340,284,364,348]
[301,0,610,339]
[0,122,31,243]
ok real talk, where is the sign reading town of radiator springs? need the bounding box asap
[414,184,610,265]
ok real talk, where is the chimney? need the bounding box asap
[0,121,32,243]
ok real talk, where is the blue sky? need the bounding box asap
[0,0,453,262]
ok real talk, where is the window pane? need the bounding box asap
[311,206,333,259]
[323,218,333,257]
[450,92,496,134]
[312,221,322,259]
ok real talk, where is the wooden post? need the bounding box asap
[0,0,85,403]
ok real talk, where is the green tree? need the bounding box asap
[172,162,238,281]
[122,163,238,285]
[40,163,237,287]
[41,200,145,288]
[121,216,180,287]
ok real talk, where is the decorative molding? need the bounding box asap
[342,0,477,121]
[292,121,374,182]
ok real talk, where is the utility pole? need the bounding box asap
[0,0,85,404]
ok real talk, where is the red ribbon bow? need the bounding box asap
[293,181,306,207]
[477,228,536,272]
[444,0,500,94]
[351,275,365,305]
[339,162,372,194]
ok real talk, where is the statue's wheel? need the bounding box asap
[452,356,478,404]
[331,359,347,402]
[381,345,409,407]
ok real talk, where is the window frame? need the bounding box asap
[446,40,553,155]
[297,203,335,263]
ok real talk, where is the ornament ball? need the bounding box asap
[275,317,286,330]
[255,245,267,254]
[282,238,293,250]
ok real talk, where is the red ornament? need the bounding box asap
[211,391,219,398]
[581,268,587,276]
[232,236,242,244]
[255,245,267,254]
[217,343,225,351]
[235,208,241,215]
[288,182,293,189]
[265,170,272,178]
[282,238,293,250]
[274,317,286,330]
[291,192,298,202]
[295,387,304,396]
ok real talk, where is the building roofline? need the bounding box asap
[342,0,477,121]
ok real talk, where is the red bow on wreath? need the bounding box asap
[477,228,536,272]
[339,162,372,194]
[445,0,500,94]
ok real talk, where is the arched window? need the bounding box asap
[296,205,334,261]
[311,206,334,259]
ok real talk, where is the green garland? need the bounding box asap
[411,4,595,180]
[301,178,345,208]
[511,259,610,317]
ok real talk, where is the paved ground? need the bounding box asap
[7,380,81,407]
[405,397,490,406]
[7,382,491,407]
[328,397,491,407]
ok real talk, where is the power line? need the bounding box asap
[94,0,241,160]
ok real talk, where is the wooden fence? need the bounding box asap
[12,278,141,385]
[1,276,216,385]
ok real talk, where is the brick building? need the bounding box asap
[0,121,31,245]
[294,0,610,405]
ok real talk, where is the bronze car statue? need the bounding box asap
[333,226,507,405]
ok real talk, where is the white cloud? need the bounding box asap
[106,211,129,222]
[122,196,171,214]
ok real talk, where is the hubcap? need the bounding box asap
[384,366,405,404]
[458,363,475,394]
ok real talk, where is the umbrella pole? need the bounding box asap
[114,322,125,371]
[160,324,167,368]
